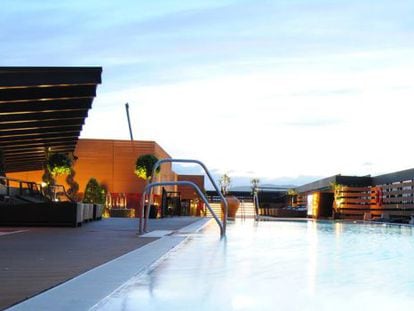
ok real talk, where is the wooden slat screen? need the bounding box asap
[335,181,414,218]
[334,186,379,217]
[377,180,414,216]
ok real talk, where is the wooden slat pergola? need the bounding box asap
[0,67,102,173]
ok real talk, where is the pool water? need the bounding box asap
[92,220,414,310]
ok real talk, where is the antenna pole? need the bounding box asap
[125,103,134,141]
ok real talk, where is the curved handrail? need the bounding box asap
[142,158,227,235]
[48,184,75,202]
[139,181,225,237]
[253,191,260,221]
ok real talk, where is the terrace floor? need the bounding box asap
[0,217,202,310]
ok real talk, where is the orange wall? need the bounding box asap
[8,170,44,183]
[8,138,177,196]
[177,175,205,200]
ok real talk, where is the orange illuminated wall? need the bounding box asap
[177,175,205,200]
[8,138,177,195]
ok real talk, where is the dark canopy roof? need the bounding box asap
[295,175,373,193]
[0,67,102,173]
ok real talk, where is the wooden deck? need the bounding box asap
[0,217,200,310]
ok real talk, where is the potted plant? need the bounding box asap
[47,153,72,177]
[42,152,73,201]
[83,178,106,220]
[66,167,80,202]
[219,173,240,219]
[250,178,260,195]
[287,188,297,208]
[135,154,160,218]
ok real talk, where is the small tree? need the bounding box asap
[250,178,260,195]
[135,154,161,221]
[47,153,72,177]
[83,178,106,204]
[42,168,55,187]
[135,154,160,182]
[288,188,297,207]
[219,173,231,196]
[43,152,76,200]
[66,167,80,201]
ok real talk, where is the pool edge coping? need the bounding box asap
[6,218,213,311]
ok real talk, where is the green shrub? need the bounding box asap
[135,154,160,180]
[47,153,72,177]
[83,178,106,204]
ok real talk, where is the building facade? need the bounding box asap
[294,169,414,220]
[8,138,181,216]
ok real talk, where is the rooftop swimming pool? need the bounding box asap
[92,220,414,310]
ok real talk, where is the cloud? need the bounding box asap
[290,88,362,97]
[362,162,373,167]
[205,174,325,190]
[172,163,204,175]
[285,118,345,128]
[3,0,414,184]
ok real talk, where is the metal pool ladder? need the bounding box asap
[138,159,228,238]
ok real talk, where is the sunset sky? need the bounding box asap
[2,0,414,187]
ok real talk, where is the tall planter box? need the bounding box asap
[149,204,158,219]
[109,208,134,218]
[0,202,82,227]
[93,204,103,220]
[82,203,93,222]
[76,202,84,225]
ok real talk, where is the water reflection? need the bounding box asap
[94,220,414,311]
[306,220,318,296]
[334,222,344,236]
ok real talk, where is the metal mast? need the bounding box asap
[125,103,134,141]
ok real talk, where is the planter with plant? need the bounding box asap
[40,152,85,224]
[83,177,106,220]
[219,173,240,219]
[47,153,72,177]
[66,167,80,202]
[42,152,73,201]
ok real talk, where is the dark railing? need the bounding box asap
[207,195,254,203]
[47,184,74,202]
[0,176,73,204]
[0,176,44,198]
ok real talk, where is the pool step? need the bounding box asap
[206,202,256,219]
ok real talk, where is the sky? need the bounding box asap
[2,0,414,188]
